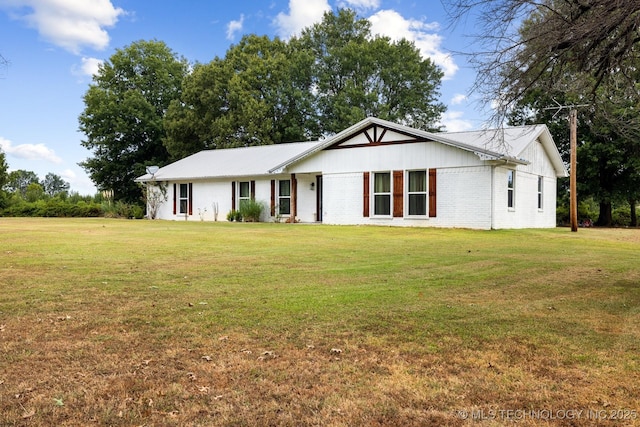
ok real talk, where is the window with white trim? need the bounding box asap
[179,183,189,214]
[407,170,427,216]
[537,176,543,210]
[238,181,250,209]
[373,172,391,216]
[278,179,291,215]
[507,170,515,209]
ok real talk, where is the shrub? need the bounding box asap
[239,200,264,222]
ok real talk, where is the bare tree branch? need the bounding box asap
[444,0,640,125]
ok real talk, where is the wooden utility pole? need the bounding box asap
[569,109,578,232]
[544,101,588,232]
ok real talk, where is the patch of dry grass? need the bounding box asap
[0,218,639,426]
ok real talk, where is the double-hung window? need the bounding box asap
[537,176,543,210]
[179,183,189,214]
[407,170,427,216]
[278,179,291,215]
[507,170,515,209]
[238,181,250,209]
[373,172,391,216]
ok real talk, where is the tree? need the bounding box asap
[164,34,318,159]
[79,40,188,203]
[6,170,39,197]
[164,10,446,159]
[297,9,445,134]
[42,173,70,197]
[0,149,8,208]
[25,182,45,203]
[0,149,8,190]
[445,0,640,125]
[509,82,640,226]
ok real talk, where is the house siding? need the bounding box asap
[491,139,558,229]
[139,120,565,229]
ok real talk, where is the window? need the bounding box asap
[238,181,250,209]
[507,170,515,208]
[537,176,543,210]
[179,183,189,214]
[278,179,291,215]
[407,170,427,216]
[373,172,391,216]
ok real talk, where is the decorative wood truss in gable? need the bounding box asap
[326,123,429,149]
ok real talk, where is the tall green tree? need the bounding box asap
[79,40,188,203]
[41,173,70,197]
[164,35,317,159]
[297,9,445,133]
[509,80,640,226]
[0,149,8,208]
[0,149,8,190]
[6,169,39,197]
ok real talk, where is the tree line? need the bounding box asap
[0,159,144,218]
[78,9,446,204]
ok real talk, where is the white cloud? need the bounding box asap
[438,111,474,132]
[274,0,331,38]
[61,168,97,195]
[71,56,103,79]
[226,14,244,41]
[338,0,380,11]
[451,93,467,105]
[368,9,458,79]
[1,0,125,53]
[81,57,102,76]
[0,136,62,163]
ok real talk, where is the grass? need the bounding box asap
[0,218,639,426]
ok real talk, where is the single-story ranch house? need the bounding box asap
[135,117,567,229]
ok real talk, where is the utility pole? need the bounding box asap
[569,109,578,232]
[544,101,589,232]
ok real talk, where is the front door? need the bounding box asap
[316,175,323,222]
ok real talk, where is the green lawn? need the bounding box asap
[1,218,638,426]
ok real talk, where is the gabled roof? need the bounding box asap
[269,117,567,176]
[136,117,568,182]
[135,141,321,182]
[439,124,568,177]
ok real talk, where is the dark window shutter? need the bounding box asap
[393,170,403,217]
[270,180,275,216]
[173,183,176,215]
[429,168,437,217]
[291,174,297,219]
[363,172,370,217]
[188,183,193,216]
[250,180,256,200]
[231,181,236,211]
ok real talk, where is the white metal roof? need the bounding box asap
[136,117,568,182]
[135,141,321,182]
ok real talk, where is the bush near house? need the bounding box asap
[238,199,264,222]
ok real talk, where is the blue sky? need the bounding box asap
[0,0,486,195]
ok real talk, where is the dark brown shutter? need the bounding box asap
[291,174,297,220]
[393,170,403,217]
[231,181,236,211]
[270,180,275,216]
[250,180,256,200]
[188,183,193,216]
[429,168,437,217]
[173,183,176,215]
[363,172,370,217]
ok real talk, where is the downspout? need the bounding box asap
[490,165,496,230]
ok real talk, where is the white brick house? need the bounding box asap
[136,117,567,229]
